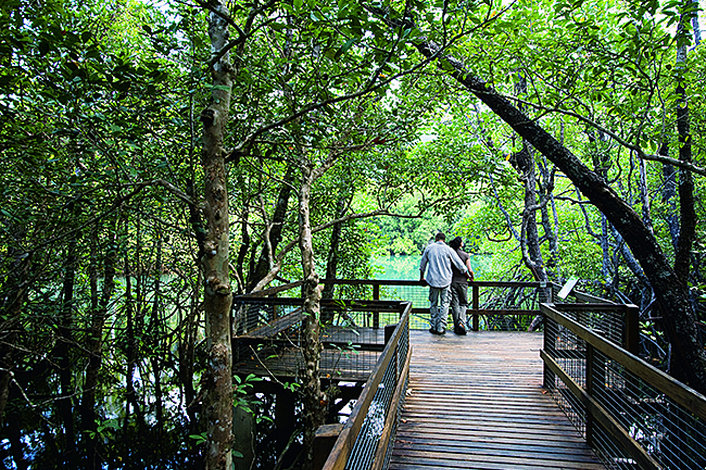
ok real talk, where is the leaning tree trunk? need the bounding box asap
[298,156,326,468]
[248,164,295,292]
[199,2,234,468]
[405,31,706,392]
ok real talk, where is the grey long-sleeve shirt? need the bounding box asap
[419,241,468,288]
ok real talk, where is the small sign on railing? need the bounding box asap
[556,278,579,300]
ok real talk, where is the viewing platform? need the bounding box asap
[232,279,706,470]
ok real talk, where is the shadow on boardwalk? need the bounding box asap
[389,330,605,470]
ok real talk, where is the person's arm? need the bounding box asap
[420,248,428,282]
[448,247,468,274]
[465,258,474,281]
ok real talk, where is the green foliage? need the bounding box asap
[2,0,706,467]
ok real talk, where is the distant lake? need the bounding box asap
[373,255,420,280]
[373,254,489,280]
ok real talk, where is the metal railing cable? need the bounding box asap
[542,303,706,470]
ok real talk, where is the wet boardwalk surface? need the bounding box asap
[389,330,604,469]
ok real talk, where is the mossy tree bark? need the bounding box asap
[199,2,234,468]
[298,156,326,468]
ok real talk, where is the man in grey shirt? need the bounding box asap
[419,232,469,334]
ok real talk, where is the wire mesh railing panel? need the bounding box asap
[591,421,637,470]
[379,284,429,309]
[344,354,397,470]
[592,350,706,469]
[559,305,626,347]
[544,315,587,435]
[542,303,706,470]
[323,307,401,331]
[477,283,540,310]
[233,301,301,334]
[233,297,407,380]
[321,304,410,470]
[396,319,409,374]
[344,311,410,469]
[475,283,540,331]
[320,280,547,331]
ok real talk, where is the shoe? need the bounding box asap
[454,324,467,335]
[429,328,445,335]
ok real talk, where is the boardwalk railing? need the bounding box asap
[322,302,411,470]
[541,302,706,469]
[250,279,551,331]
[233,297,408,380]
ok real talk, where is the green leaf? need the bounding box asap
[335,38,356,60]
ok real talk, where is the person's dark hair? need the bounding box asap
[449,236,462,250]
[435,232,445,241]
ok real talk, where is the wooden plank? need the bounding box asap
[389,330,604,469]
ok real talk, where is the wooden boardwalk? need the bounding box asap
[389,330,604,470]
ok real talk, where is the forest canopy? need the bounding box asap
[1,0,705,468]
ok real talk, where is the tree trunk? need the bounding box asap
[199,2,234,468]
[673,16,696,286]
[0,226,30,424]
[408,34,706,391]
[637,154,654,234]
[124,245,144,435]
[182,271,201,433]
[513,144,548,283]
[248,164,295,292]
[660,144,680,251]
[321,190,351,306]
[82,222,116,470]
[150,231,165,437]
[537,157,560,275]
[55,234,78,468]
[512,73,548,284]
[298,157,326,468]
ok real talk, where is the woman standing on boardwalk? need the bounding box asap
[448,236,474,335]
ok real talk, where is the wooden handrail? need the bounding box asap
[321,302,411,470]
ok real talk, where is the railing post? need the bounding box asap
[623,304,639,354]
[472,284,479,331]
[313,423,344,470]
[542,305,555,389]
[539,280,551,304]
[585,344,595,447]
[373,282,380,329]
